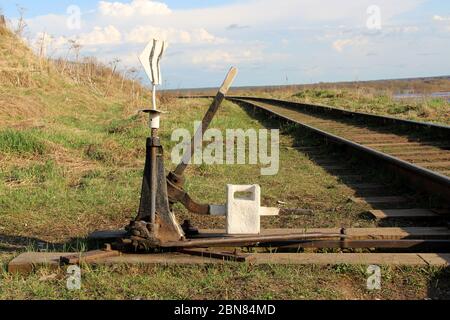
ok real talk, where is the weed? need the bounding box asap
[0,129,46,155]
[3,160,56,184]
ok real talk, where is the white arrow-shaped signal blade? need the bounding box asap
[139,39,167,86]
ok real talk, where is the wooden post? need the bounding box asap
[0,15,6,27]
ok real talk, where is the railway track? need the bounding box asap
[228,96,450,201]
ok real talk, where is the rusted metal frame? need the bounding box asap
[60,245,120,265]
[166,173,209,215]
[131,137,185,246]
[230,98,450,202]
[160,232,343,248]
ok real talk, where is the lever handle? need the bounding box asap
[219,67,238,95]
[174,67,238,176]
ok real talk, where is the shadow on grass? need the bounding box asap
[0,234,97,253]
[428,266,450,299]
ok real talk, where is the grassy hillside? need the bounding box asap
[1,24,449,300]
[0,24,156,242]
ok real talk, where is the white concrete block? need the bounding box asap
[226,185,261,235]
[259,207,280,216]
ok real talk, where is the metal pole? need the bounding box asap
[150,129,157,226]
[152,85,157,111]
[150,84,158,226]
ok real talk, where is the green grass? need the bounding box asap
[0,129,46,155]
[1,160,57,184]
[1,98,447,300]
[0,263,447,300]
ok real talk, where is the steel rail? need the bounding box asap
[233,96,450,134]
[181,95,450,133]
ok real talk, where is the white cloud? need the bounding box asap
[163,0,426,29]
[28,32,67,57]
[77,25,122,46]
[432,15,450,33]
[389,26,420,33]
[28,25,122,54]
[126,26,225,44]
[433,15,450,21]
[192,49,263,66]
[193,28,226,44]
[332,36,368,52]
[99,0,171,17]
[127,26,190,44]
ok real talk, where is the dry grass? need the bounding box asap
[0,25,149,126]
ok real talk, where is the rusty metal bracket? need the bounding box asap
[126,138,185,250]
[60,245,120,265]
[166,172,210,215]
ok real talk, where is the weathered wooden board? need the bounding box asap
[417,161,450,169]
[8,252,221,274]
[398,154,450,162]
[342,227,450,240]
[9,252,450,274]
[366,142,448,148]
[253,253,450,266]
[350,196,408,205]
[368,209,440,219]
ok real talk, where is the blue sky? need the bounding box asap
[1,0,236,16]
[1,0,450,89]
